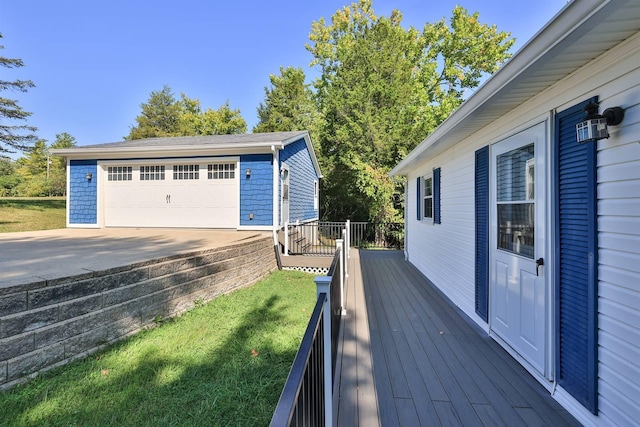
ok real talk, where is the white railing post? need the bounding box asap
[336,239,346,316]
[342,229,349,279]
[315,275,333,426]
[284,221,289,256]
[345,220,351,259]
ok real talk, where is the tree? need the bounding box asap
[11,132,76,196]
[126,85,182,140]
[0,157,21,196]
[48,132,76,195]
[0,33,38,156]
[178,95,247,135]
[253,67,318,136]
[127,86,247,140]
[307,0,514,222]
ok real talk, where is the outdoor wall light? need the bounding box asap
[245,168,251,177]
[576,102,625,143]
[86,172,93,181]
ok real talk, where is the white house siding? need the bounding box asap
[593,61,640,426]
[404,32,640,426]
[407,140,488,327]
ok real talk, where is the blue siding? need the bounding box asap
[69,160,97,224]
[240,154,273,226]
[475,147,489,322]
[555,98,598,414]
[280,138,319,222]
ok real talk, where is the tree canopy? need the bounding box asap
[253,67,318,136]
[306,0,514,222]
[1,132,76,196]
[126,85,247,140]
[0,33,37,156]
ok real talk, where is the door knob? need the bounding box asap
[536,257,544,276]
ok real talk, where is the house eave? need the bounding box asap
[390,0,640,176]
[50,142,283,160]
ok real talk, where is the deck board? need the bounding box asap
[334,249,580,426]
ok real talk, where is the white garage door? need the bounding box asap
[103,159,238,228]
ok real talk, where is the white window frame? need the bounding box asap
[107,166,132,181]
[140,165,165,181]
[313,180,319,210]
[173,164,200,180]
[422,174,433,220]
[208,162,236,180]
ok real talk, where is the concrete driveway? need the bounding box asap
[0,228,271,288]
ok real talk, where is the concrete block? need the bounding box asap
[34,318,84,349]
[107,316,142,341]
[1,306,58,338]
[0,333,34,361]
[82,304,124,332]
[0,292,28,316]
[102,284,144,307]
[58,294,103,321]
[0,360,6,383]
[7,342,64,381]
[64,326,109,358]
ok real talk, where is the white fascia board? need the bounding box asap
[50,142,283,159]
[390,0,612,177]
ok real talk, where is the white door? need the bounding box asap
[281,165,290,226]
[103,160,238,228]
[490,122,547,375]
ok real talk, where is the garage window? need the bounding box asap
[140,165,165,181]
[173,164,199,180]
[208,163,235,180]
[108,166,132,181]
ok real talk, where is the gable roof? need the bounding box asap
[391,0,640,176]
[51,130,322,178]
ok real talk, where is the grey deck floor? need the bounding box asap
[335,249,580,427]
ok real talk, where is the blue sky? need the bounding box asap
[1,0,566,152]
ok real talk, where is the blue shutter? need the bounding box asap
[475,147,489,322]
[555,98,598,414]
[433,167,441,224]
[416,177,421,220]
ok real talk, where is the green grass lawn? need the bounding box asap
[0,270,316,427]
[0,197,66,233]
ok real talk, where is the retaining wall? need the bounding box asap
[0,236,277,390]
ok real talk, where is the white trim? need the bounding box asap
[237,225,274,231]
[272,148,280,244]
[280,163,290,228]
[65,157,71,227]
[552,386,600,427]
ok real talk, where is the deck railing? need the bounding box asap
[271,233,348,427]
[282,220,403,256]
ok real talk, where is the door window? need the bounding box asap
[496,144,535,258]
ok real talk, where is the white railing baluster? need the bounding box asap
[284,221,289,256]
[315,275,333,426]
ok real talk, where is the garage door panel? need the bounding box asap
[103,160,239,228]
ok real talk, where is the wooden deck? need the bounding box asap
[334,249,580,427]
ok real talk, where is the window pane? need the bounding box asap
[497,144,534,202]
[423,198,433,219]
[497,203,534,258]
[425,177,433,197]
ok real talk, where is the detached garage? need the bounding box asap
[52,131,322,231]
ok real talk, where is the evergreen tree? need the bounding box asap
[126,85,181,140]
[127,86,247,139]
[0,33,37,156]
[253,67,318,136]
